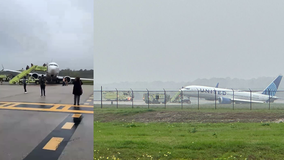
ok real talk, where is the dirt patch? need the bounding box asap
[94,110,284,123]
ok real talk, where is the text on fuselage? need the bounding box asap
[199,89,226,95]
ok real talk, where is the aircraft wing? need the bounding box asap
[57,76,93,81]
[2,69,45,77]
[2,69,23,74]
[231,98,265,104]
[79,77,94,81]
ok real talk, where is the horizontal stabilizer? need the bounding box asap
[232,98,265,104]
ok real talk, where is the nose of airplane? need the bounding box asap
[48,66,57,74]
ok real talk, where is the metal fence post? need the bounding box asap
[131,88,133,109]
[163,88,166,109]
[198,90,199,110]
[181,90,183,109]
[232,89,234,110]
[214,89,216,109]
[268,89,270,110]
[249,89,252,110]
[146,89,149,109]
[115,88,118,109]
[101,86,103,109]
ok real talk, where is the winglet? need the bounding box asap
[215,83,219,88]
[262,75,283,96]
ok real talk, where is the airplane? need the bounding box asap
[180,75,283,104]
[1,62,93,84]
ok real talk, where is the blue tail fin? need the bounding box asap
[215,83,219,88]
[262,75,282,96]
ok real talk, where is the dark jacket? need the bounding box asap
[39,77,46,86]
[73,80,83,95]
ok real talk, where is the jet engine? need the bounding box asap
[218,97,232,104]
[64,76,71,83]
[32,73,39,79]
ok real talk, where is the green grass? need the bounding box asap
[94,102,284,110]
[94,108,284,159]
[94,107,284,115]
[94,121,284,160]
[81,80,93,85]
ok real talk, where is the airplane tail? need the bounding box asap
[215,83,219,88]
[262,75,283,96]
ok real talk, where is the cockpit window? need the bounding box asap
[49,64,58,67]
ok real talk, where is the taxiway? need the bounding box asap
[0,84,93,160]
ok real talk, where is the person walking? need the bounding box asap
[23,76,27,93]
[72,77,83,105]
[39,75,46,96]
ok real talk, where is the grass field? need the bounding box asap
[94,103,284,110]
[94,108,284,160]
[81,80,93,85]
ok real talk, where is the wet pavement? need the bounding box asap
[0,84,93,160]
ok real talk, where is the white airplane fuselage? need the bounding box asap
[181,85,276,104]
[45,62,60,82]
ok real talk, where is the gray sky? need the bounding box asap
[95,0,284,84]
[0,0,93,70]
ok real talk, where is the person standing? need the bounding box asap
[23,76,27,93]
[72,77,83,105]
[39,75,46,96]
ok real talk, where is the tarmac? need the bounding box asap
[0,83,93,160]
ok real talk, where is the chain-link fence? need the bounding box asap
[94,86,284,110]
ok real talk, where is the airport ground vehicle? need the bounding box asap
[18,76,40,85]
[170,91,191,104]
[0,75,10,82]
[103,91,133,101]
[143,93,171,104]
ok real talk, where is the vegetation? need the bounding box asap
[94,108,284,160]
[82,80,93,85]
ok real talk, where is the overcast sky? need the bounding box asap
[0,0,93,70]
[95,0,284,84]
